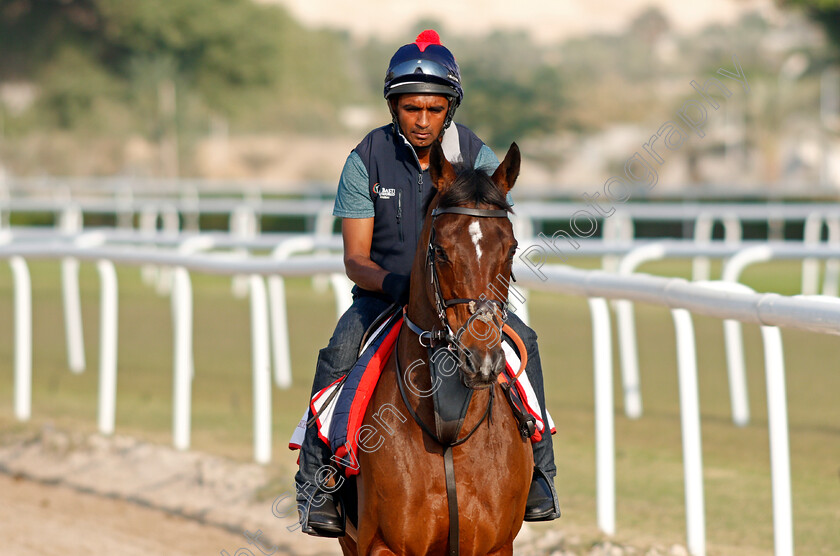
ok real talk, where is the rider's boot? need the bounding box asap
[524,466,562,521]
[295,424,345,537]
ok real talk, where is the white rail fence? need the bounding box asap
[8,196,840,247]
[611,241,840,427]
[517,264,840,556]
[0,238,346,465]
[6,228,837,429]
[2,232,838,556]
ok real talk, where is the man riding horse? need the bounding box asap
[296,29,561,537]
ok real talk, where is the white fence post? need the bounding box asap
[692,213,714,281]
[589,297,615,536]
[155,203,180,296]
[602,211,634,273]
[170,236,213,451]
[116,184,134,230]
[722,247,774,426]
[722,213,743,270]
[268,237,317,389]
[172,265,193,451]
[670,307,706,556]
[313,204,335,293]
[139,205,159,286]
[693,213,742,282]
[801,212,822,295]
[10,256,32,421]
[231,206,258,298]
[250,275,272,464]
[760,324,794,556]
[181,184,201,232]
[61,206,86,373]
[615,243,666,419]
[267,271,293,390]
[96,260,119,435]
[330,273,354,319]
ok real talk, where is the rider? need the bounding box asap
[296,29,561,537]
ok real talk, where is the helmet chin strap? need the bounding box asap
[443,98,458,130]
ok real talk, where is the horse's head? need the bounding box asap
[411,140,520,389]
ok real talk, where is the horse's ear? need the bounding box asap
[491,142,520,194]
[429,140,457,193]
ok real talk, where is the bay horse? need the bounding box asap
[339,141,532,555]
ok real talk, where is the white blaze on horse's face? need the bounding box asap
[468,220,483,261]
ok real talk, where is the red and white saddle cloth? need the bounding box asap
[289,317,555,476]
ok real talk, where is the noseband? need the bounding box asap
[403,205,512,350]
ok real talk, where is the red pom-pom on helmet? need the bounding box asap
[414,29,441,52]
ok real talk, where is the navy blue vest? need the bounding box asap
[352,123,486,298]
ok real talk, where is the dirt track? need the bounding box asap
[0,426,687,556]
[0,427,343,556]
[0,473,275,556]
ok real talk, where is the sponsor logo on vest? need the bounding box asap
[373,183,396,199]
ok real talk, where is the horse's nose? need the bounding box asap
[483,349,506,378]
[464,348,505,383]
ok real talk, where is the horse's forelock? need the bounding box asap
[430,165,513,213]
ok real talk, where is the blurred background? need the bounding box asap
[2,2,840,556]
[0,0,837,195]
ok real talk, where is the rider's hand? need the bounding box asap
[382,273,411,305]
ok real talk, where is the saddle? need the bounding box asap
[289,305,554,475]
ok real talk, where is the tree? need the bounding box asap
[0,0,355,129]
[779,0,840,52]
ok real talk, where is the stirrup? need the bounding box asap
[524,467,561,522]
[298,491,346,538]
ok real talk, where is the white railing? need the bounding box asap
[0,239,345,465]
[515,263,840,556]
[4,176,838,202]
[9,196,840,250]
[2,232,838,555]
[610,241,840,429]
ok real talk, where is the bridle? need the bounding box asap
[402,205,513,351]
[395,203,520,556]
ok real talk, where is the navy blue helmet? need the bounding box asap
[384,30,462,128]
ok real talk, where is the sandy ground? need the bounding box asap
[0,473,274,556]
[0,427,343,556]
[0,426,687,556]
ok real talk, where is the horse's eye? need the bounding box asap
[507,244,518,260]
[434,245,448,261]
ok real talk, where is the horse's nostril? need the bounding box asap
[493,350,506,375]
[461,349,477,373]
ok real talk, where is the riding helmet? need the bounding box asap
[384,30,462,128]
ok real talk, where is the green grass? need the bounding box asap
[0,258,838,555]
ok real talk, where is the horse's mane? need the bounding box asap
[424,164,513,214]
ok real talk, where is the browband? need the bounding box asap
[431,207,509,218]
